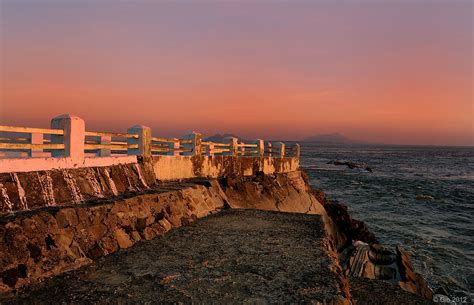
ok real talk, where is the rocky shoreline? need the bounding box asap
[311,187,433,300]
[0,170,435,304]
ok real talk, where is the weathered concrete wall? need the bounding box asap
[0,158,155,214]
[0,155,299,214]
[152,155,299,181]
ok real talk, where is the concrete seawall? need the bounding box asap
[152,155,298,180]
[0,155,298,214]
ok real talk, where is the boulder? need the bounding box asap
[323,201,377,246]
[396,246,433,299]
[114,229,133,249]
[55,209,79,228]
[141,227,156,241]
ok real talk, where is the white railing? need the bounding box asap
[0,114,300,162]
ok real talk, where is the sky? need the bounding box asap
[0,0,472,146]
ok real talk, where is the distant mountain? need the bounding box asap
[303,133,360,144]
[204,133,247,143]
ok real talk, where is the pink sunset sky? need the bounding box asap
[0,1,472,146]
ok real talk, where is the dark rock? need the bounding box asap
[327,160,373,172]
[374,265,397,280]
[1,264,27,287]
[87,243,105,259]
[349,276,434,305]
[370,243,394,255]
[415,195,434,201]
[311,189,328,205]
[368,244,396,265]
[323,201,378,246]
[135,218,147,231]
[27,244,42,263]
[396,246,434,300]
[434,285,449,296]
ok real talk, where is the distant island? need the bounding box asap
[205,133,364,144]
[204,133,250,143]
[303,133,362,144]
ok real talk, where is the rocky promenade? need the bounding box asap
[0,170,435,304]
[2,210,348,304]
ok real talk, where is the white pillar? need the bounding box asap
[28,133,43,157]
[267,142,273,157]
[273,142,285,158]
[127,125,152,156]
[253,139,264,157]
[51,114,85,162]
[182,131,202,156]
[224,137,238,157]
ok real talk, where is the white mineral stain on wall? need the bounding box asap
[122,165,136,191]
[202,157,224,177]
[37,172,56,206]
[103,168,118,196]
[63,170,84,203]
[85,168,104,198]
[134,164,149,188]
[12,173,28,210]
[0,183,13,211]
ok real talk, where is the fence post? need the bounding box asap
[127,125,151,156]
[273,142,285,158]
[28,133,43,157]
[206,143,215,157]
[51,114,85,162]
[182,132,202,156]
[167,139,180,156]
[295,143,300,159]
[224,137,238,156]
[254,139,264,157]
[267,142,272,157]
[98,136,112,157]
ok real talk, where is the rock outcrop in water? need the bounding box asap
[327,160,373,172]
[321,200,378,248]
[0,169,433,304]
[317,195,434,301]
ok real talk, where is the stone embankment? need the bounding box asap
[0,169,433,304]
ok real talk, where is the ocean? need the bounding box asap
[300,143,473,298]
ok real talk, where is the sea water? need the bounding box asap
[301,143,473,298]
